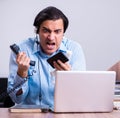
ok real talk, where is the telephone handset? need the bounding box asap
[10,44,36,66]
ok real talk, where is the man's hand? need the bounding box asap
[53,60,71,71]
[16,52,30,78]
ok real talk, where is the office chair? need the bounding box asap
[4,95,15,108]
[0,77,15,107]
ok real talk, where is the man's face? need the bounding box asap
[38,19,64,55]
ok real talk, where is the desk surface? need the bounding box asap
[1,108,120,118]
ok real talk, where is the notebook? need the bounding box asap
[54,71,116,113]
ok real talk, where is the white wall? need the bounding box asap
[0,0,120,76]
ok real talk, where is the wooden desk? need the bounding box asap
[0,108,120,118]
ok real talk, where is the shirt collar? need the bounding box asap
[58,40,68,52]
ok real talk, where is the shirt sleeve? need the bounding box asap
[7,52,29,104]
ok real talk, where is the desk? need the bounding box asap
[0,108,120,118]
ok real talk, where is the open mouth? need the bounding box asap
[47,42,55,45]
[46,42,55,50]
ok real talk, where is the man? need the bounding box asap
[8,6,86,110]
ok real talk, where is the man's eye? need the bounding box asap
[55,30,62,34]
[43,29,48,33]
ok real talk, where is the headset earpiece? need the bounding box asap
[34,28,37,34]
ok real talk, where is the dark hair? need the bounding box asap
[33,6,69,34]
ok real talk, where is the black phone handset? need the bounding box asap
[10,44,35,66]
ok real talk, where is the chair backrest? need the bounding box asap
[0,78,7,103]
[0,77,14,107]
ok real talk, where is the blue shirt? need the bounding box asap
[8,37,86,110]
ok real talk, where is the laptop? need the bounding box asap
[54,71,116,113]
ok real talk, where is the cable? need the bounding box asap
[0,70,36,101]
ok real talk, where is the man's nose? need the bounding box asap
[48,33,55,40]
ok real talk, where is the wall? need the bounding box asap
[0,0,120,76]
